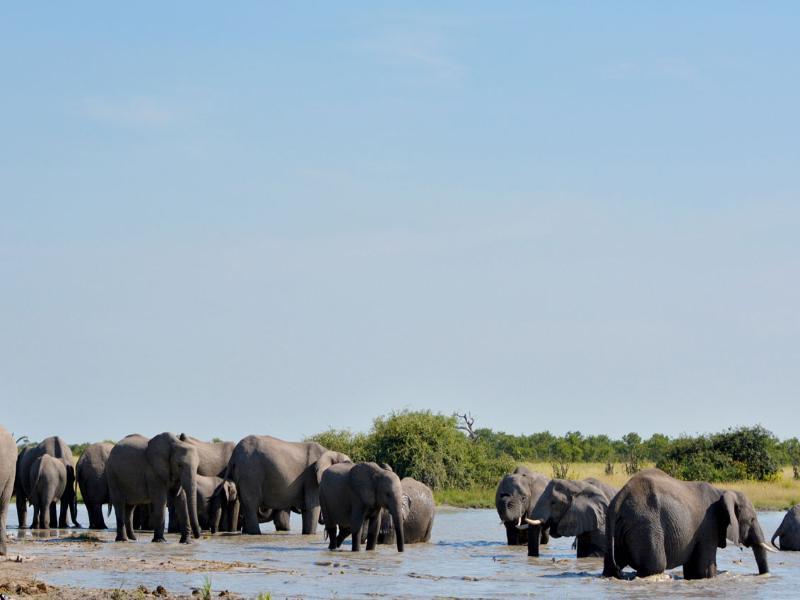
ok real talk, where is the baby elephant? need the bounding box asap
[29,455,67,529]
[320,462,405,552]
[772,504,800,551]
[374,477,434,545]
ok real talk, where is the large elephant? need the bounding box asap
[106,433,201,544]
[772,504,800,551]
[526,478,617,558]
[319,462,405,552]
[0,426,16,556]
[29,455,67,529]
[495,466,550,546]
[375,477,434,545]
[76,442,114,530]
[603,468,775,579]
[167,435,235,534]
[226,435,350,535]
[15,436,80,529]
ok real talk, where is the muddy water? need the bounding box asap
[6,506,799,598]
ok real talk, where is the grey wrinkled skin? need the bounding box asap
[0,426,16,555]
[772,504,800,551]
[319,462,405,552]
[528,478,617,558]
[374,477,434,545]
[495,466,550,546]
[167,435,235,534]
[76,442,114,530]
[226,435,350,535]
[15,436,80,529]
[106,433,201,544]
[29,455,67,529]
[603,468,770,579]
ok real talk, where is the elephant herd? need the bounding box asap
[495,464,800,579]
[2,423,800,581]
[0,426,435,557]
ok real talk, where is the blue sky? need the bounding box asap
[1,3,798,444]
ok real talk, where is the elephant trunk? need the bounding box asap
[771,525,782,549]
[748,525,770,575]
[210,495,223,534]
[180,468,201,539]
[388,502,404,553]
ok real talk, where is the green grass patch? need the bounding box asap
[434,487,495,508]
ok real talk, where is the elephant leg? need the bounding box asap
[113,500,128,542]
[16,493,28,529]
[326,525,338,550]
[42,502,52,529]
[58,494,68,528]
[31,505,39,530]
[124,505,137,540]
[631,530,667,577]
[87,503,107,530]
[167,498,180,534]
[0,480,10,555]
[149,491,168,543]
[302,506,320,536]
[350,505,365,552]
[683,542,717,580]
[540,526,549,545]
[505,522,519,545]
[49,502,58,529]
[336,527,350,548]
[366,514,380,551]
[602,550,623,578]
[273,509,291,532]
[241,500,261,535]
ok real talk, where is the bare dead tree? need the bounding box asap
[455,412,478,442]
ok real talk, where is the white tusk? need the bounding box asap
[517,516,522,528]
[761,542,779,553]
[525,518,543,526]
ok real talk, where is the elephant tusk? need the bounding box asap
[517,516,522,528]
[524,518,543,526]
[761,542,779,553]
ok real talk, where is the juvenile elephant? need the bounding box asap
[603,468,775,579]
[526,478,617,558]
[177,475,235,531]
[29,455,67,529]
[375,477,434,545]
[772,504,800,551]
[0,426,16,555]
[320,462,405,552]
[106,433,201,544]
[495,466,550,546]
[16,436,80,529]
[226,435,350,535]
[76,442,114,529]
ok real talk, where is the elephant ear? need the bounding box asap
[222,480,237,503]
[719,491,740,548]
[557,487,608,537]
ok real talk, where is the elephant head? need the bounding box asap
[146,433,201,541]
[495,467,537,529]
[350,463,405,552]
[718,490,774,575]
[314,450,352,484]
[527,479,613,557]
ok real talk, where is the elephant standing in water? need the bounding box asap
[106,433,201,544]
[76,442,114,530]
[29,455,67,529]
[0,426,16,555]
[16,436,80,529]
[603,468,775,579]
[320,462,405,552]
[772,504,800,550]
[374,477,434,545]
[226,435,350,535]
[495,466,550,546]
[526,478,617,558]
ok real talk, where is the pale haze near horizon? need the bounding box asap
[1,3,798,445]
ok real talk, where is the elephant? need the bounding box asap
[167,435,235,534]
[771,504,800,550]
[28,455,67,529]
[76,442,114,530]
[319,462,405,552]
[602,468,775,579]
[374,477,434,545]
[15,436,80,529]
[106,433,201,544]
[176,475,233,531]
[526,478,618,558]
[225,435,351,535]
[0,426,16,556]
[495,466,550,546]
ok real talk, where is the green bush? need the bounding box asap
[306,428,370,462]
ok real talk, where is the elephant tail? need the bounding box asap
[606,504,619,571]
[771,525,782,549]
